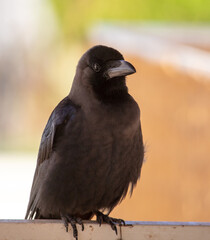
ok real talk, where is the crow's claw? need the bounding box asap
[110,216,125,226]
[75,217,84,231]
[96,213,103,226]
[110,223,117,235]
[61,215,69,232]
[95,211,125,235]
[61,214,84,240]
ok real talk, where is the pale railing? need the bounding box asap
[1,220,210,240]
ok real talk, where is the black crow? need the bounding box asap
[25,45,144,239]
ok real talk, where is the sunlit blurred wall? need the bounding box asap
[111,55,210,222]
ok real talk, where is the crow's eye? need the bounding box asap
[92,63,101,72]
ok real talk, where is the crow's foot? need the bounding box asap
[61,214,84,240]
[95,211,125,235]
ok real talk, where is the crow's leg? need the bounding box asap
[61,214,84,240]
[95,211,125,235]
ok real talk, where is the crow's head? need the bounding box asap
[72,45,136,104]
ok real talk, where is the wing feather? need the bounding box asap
[25,97,77,219]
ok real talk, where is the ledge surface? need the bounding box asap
[1,220,210,240]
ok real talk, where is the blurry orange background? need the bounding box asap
[112,56,210,222]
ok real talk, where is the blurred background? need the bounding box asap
[0,0,210,222]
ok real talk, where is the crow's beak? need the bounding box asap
[105,60,136,79]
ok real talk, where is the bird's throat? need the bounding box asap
[93,79,129,104]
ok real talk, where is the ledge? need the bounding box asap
[1,220,210,240]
